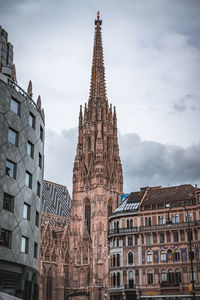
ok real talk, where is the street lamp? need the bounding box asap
[166,205,195,300]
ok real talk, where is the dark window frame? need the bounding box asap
[6,159,16,178]
[3,193,14,212]
[10,97,20,115]
[0,228,12,248]
[8,127,18,146]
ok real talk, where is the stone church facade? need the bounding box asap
[39,12,123,300]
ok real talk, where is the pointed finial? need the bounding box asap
[97,10,100,20]
[27,80,33,98]
[11,64,17,83]
[37,95,41,109]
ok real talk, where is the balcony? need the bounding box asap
[108,284,136,293]
[108,220,200,237]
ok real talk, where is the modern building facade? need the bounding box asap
[108,185,200,300]
[0,26,45,299]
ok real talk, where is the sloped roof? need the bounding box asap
[143,184,197,205]
[113,191,145,214]
[42,180,71,218]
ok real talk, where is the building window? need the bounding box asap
[173,232,179,242]
[161,269,167,284]
[166,231,171,242]
[39,153,42,168]
[146,234,151,245]
[175,269,181,284]
[128,252,134,264]
[40,126,44,141]
[147,251,152,263]
[127,219,130,228]
[188,230,193,241]
[160,233,165,243]
[29,112,35,129]
[168,269,174,284]
[113,273,116,286]
[158,216,165,224]
[35,211,39,227]
[117,272,120,286]
[10,98,20,115]
[145,217,151,226]
[186,212,193,222]
[37,181,41,197]
[153,232,157,243]
[27,141,34,158]
[128,236,133,246]
[147,270,153,285]
[34,242,38,258]
[23,203,30,220]
[0,228,11,248]
[174,249,180,261]
[6,160,16,178]
[117,254,120,266]
[3,193,14,212]
[21,236,29,254]
[180,230,185,241]
[8,128,18,145]
[85,200,91,235]
[25,171,32,188]
[160,250,166,262]
[112,254,116,267]
[128,271,134,288]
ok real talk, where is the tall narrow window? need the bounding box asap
[34,242,38,258]
[37,181,41,197]
[40,126,44,141]
[10,98,20,115]
[6,160,16,178]
[128,271,134,288]
[85,200,91,235]
[8,128,18,145]
[29,112,35,129]
[161,269,167,284]
[3,193,14,212]
[35,211,39,227]
[128,252,134,264]
[147,251,152,263]
[21,236,29,254]
[39,153,42,168]
[117,272,120,286]
[0,228,11,248]
[27,141,34,158]
[25,171,32,188]
[147,270,153,285]
[117,254,120,266]
[23,203,30,220]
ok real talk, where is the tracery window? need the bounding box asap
[85,199,91,235]
[160,250,166,262]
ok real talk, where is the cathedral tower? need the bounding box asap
[67,12,123,300]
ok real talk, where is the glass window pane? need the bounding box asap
[10,98,19,114]
[8,128,17,145]
[6,160,15,178]
[21,237,26,252]
[23,204,28,219]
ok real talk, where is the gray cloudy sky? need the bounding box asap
[1,0,200,193]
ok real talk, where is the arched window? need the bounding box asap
[117,272,120,286]
[113,254,116,267]
[113,273,116,286]
[128,252,134,264]
[160,250,166,262]
[174,249,180,262]
[161,269,167,284]
[175,269,181,284]
[147,270,153,285]
[85,199,91,235]
[117,254,120,266]
[147,251,152,263]
[128,271,134,288]
[168,269,174,284]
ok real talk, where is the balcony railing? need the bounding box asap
[108,285,136,292]
[160,282,180,287]
[108,220,200,236]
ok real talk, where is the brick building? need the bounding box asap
[108,185,200,300]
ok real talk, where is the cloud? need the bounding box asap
[44,129,200,195]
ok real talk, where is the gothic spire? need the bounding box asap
[89,11,107,100]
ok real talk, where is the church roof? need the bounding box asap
[42,180,71,218]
